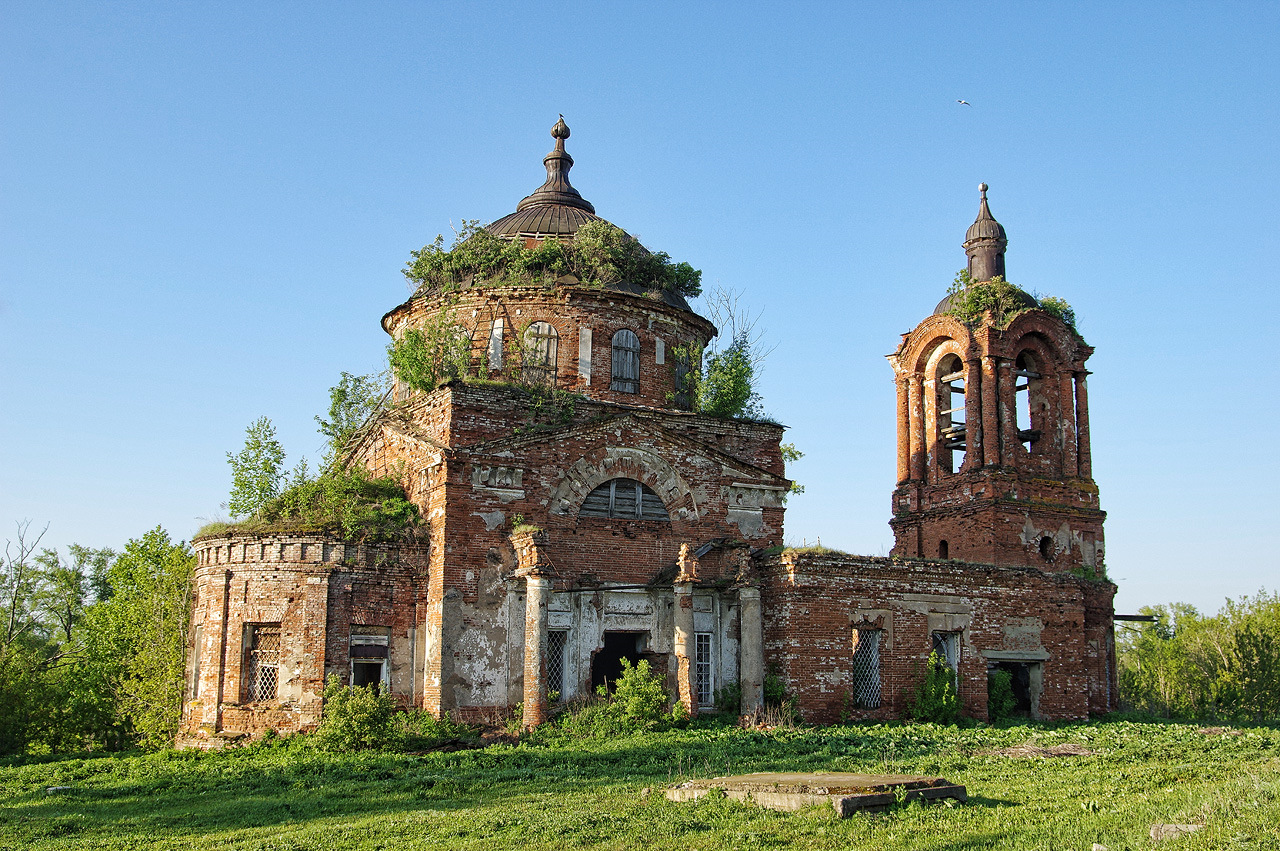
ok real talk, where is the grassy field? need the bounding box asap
[1,719,1277,850]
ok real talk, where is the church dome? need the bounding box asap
[486,117,608,239]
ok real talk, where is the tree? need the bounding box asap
[80,527,195,748]
[315,371,387,465]
[227,416,286,518]
[674,287,774,420]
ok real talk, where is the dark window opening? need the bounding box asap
[938,540,950,559]
[591,631,646,693]
[937,354,966,473]
[352,662,384,692]
[610,329,640,393]
[578,478,670,521]
[1038,536,1054,561]
[351,627,389,692]
[988,661,1033,716]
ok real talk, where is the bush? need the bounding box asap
[610,659,670,728]
[987,668,1017,721]
[404,220,701,299]
[909,652,960,725]
[198,467,420,544]
[714,680,742,714]
[312,676,403,752]
[399,709,478,751]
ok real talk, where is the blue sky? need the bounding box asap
[3,2,1277,615]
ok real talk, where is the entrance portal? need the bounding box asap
[591,631,647,692]
[988,661,1039,717]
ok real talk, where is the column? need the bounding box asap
[738,586,764,714]
[964,358,982,470]
[908,375,926,481]
[999,359,1020,467]
[981,356,1000,467]
[895,375,910,483]
[521,572,552,729]
[1075,372,1092,478]
[1060,370,1078,477]
[673,580,696,716]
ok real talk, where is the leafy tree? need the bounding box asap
[387,310,472,393]
[227,416,286,518]
[80,527,195,748]
[316,372,387,464]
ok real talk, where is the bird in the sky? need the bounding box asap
[957,100,971,106]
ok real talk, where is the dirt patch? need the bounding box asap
[989,742,1096,758]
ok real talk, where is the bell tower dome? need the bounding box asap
[887,186,1106,573]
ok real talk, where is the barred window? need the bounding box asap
[850,628,882,709]
[695,632,713,707]
[547,630,568,699]
[523,321,558,386]
[246,624,281,702]
[610,329,640,393]
[578,478,670,521]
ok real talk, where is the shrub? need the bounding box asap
[312,676,403,752]
[714,680,743,714]
[909,652,960,725]
[611,658,670,728]
[987,668,1018,722]
[404,220,701,299]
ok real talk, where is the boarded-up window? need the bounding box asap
[695,632,713,707]
[523,321,558,386]
[851,628,882,709]
[246,624,280,702]
[610,329,640,393]
[547,629,568,699]
[672,347,694,410]
[578,478,669,521]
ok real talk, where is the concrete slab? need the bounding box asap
[664,771,967,817]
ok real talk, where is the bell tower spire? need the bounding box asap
[963,183,1007,282]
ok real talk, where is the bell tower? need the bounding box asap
[887,186,1105,573]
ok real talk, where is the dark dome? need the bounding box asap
[486,117,607,239]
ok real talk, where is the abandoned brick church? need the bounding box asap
[181,120,1116,743]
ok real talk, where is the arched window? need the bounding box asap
[1015,351,1041,448]
[937,354,966,473]
[610,329,640,393]
[523,321,558,386]
[578,478,670,521]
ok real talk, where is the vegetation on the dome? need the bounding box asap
[404,220,702,299]
[946,270,1078,331]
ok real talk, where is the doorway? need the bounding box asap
[591,631,647,692]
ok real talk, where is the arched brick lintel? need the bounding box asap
[549,446,699,522]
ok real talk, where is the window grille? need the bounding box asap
[850,628,882,709]
[547,630,568,698]
[931,631,959,673]
[578,478,670,521]
[523,321,558,386]
[610,329,640,393]
[695,632,713,707]
[246,625,281,702]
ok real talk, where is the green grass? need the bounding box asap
[1,719,1278,850]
